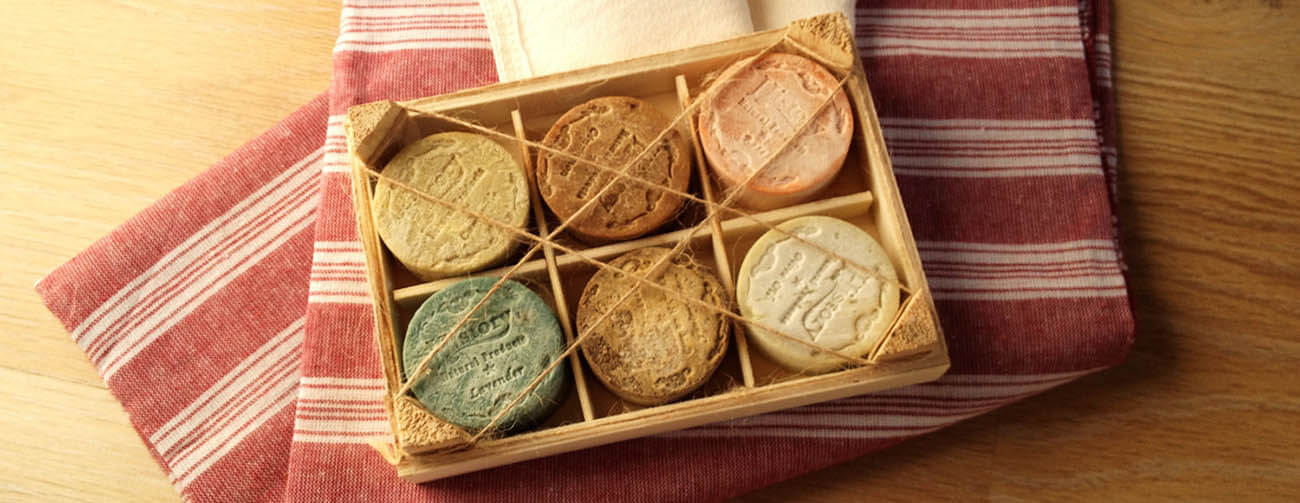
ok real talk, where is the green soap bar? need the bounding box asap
[402,277,568,432]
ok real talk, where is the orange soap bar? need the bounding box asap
[698,53,853,210]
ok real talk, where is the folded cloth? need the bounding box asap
[481,0,754,81]
[36,1,1130,502]
[481,0,856,81]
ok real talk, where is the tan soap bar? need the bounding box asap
[536,96,691,243]
[577,247,729,405]
[736,216,900,373]
[698,53,853,210]
[372,132,530,281]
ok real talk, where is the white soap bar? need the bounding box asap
[735,216,901,373]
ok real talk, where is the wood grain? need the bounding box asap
[0,1,336,502]
[0,1,1296,501]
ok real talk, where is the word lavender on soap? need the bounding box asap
[403,278,567,432]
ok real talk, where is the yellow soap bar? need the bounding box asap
[372,132,530,281]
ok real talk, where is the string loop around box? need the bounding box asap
[375,38,910,445]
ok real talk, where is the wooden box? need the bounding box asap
[344,13,949,482]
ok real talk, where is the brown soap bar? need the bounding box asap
[536,97,691,243]
[698,53,853,210]
[577,247,729,405]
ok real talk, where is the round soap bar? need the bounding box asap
[736,216,900,373]
[698,53,853,210]
[402,278,568,432]
[372,132,530,281]
[577,247,729,405]
[536,96,691,243]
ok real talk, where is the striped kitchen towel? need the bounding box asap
[35,1,1131,501]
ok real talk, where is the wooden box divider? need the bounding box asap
[675,74,756,388]
[509,109,596,422]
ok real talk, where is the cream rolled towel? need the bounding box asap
[480,0,855,82]
[480,0,754,81]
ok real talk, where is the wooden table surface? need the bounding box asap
[2,1,1296,501]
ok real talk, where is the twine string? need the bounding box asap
[394,42,785,401]
[377,41,902,445]
[464,66,867,442]
[416,77,909,294]
[362,167,871,367]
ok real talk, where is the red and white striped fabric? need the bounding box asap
[35,1,1131,501]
